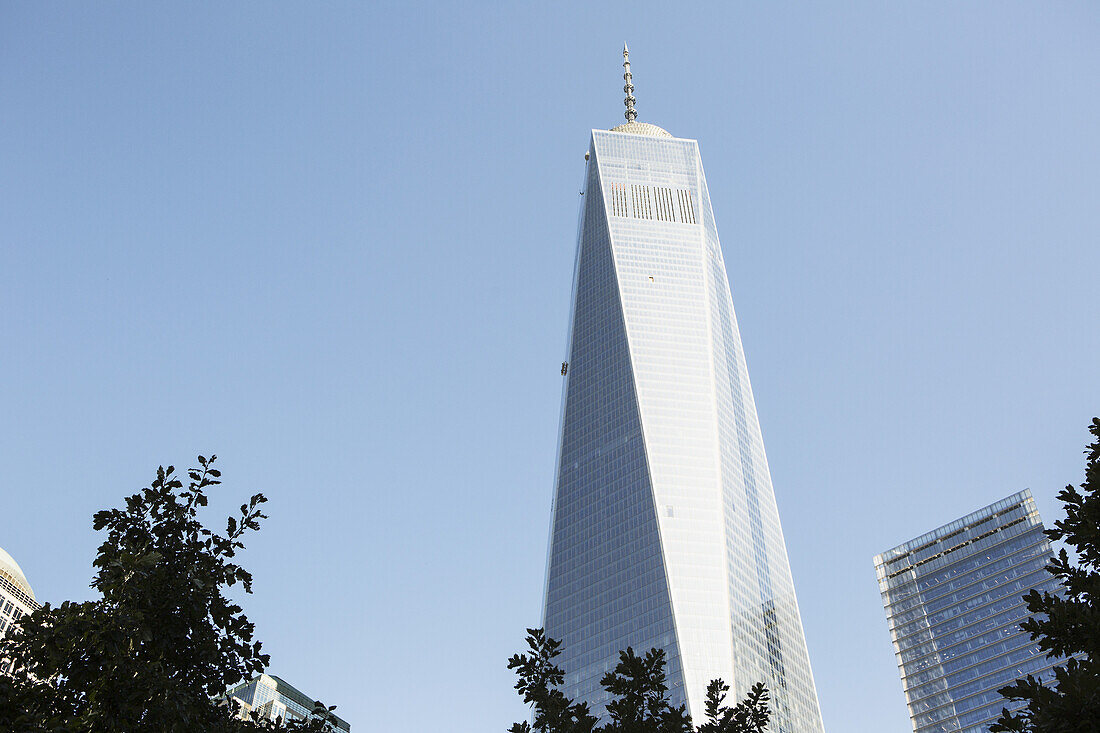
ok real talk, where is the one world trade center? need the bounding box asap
[542,48,826,733]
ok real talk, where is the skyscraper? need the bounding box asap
[874,490,1064,733]
[541,48,825,731]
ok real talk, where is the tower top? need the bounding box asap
[0,546,34,601]
[610,46,672,137]
[622,44,637,123]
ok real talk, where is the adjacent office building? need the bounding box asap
[0,546,38,639]
[541,48,825,731]
[0,546,39,675]
[223,674,351,731]
[874,489,1064,733]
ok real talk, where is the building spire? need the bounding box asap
[622,44,637,123]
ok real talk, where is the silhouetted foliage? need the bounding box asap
[992,418,1100,732]
[509,628,770,733]
[600,647,691,733]
[508,628,597,733]
[696,680,769,733]
[0,456,337,733]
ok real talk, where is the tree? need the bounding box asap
[695,681,769,733]
[509,628,770,733]
[600,647,691,733]
[508,628,597,733]
[992,418,1100,732]
[0,456,337,733]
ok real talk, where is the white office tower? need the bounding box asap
[541,48,826,732]
[0,545,38,673]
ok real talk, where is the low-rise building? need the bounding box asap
[224,673,351,731]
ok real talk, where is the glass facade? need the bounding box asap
[874,490,1065,733]
[542,124,825,732]
[223,674,351,731]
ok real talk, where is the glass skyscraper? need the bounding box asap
[541,48,825,732]
[874,490,1064,733]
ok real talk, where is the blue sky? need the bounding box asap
[1,3,1097,731]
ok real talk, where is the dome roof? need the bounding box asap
[0,546,34,601]
[609,121,673,138]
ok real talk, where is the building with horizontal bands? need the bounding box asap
[874,489,1065,733]
[0,546,39,675]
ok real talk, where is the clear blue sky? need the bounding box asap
[2,3,1097,731]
